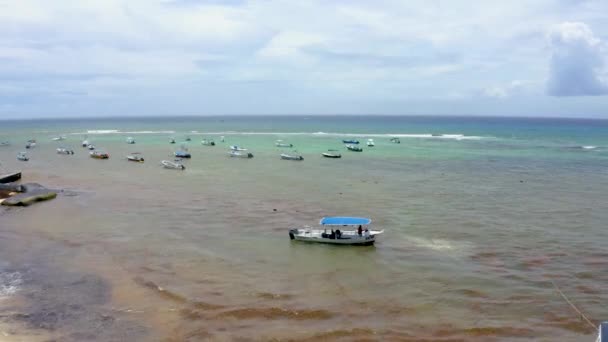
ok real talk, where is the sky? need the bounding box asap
[0,0,607,119]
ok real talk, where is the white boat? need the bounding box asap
[169,138,176,144]
[276,140,293,148]
[367,139,375,147]
[229,150,253,158]
[597,322,606,342]
[322,150,342,158]
[17,152,29,161]
[25,140,36,149]
[126,137,136,144]
[161,160,185,170]
[126,153,144,163]
[52,136,66,141]
[220,136,225,142]
[0,141,10,147]
[87,144,96,150]
[201,139,215,146]
[230,145,247,151]
[56,147,75,155]
[289,217,383,246]
[82,139,90,147]
[390,137,401,144]
[280,153,304,161]
[346,144,363,152]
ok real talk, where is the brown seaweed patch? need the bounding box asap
[574,272,595,280]
[179,308,205,320]
[576,285,601,295]
[217,307,333,320]
[454,289,488,299]
[191,300,224,311]
[543,312,596,334]
[284,328,375,341]
[132,277,187,304]
[520,256,551,269]
[256,292,295,300]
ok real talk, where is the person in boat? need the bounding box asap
[358,225,363,236]
[335,229,342,239]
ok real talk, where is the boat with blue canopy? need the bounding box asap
[289,216,383,246]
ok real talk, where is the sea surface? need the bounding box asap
[0,115,607,341]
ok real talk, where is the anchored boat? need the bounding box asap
[174,150,191,159]
[390,137,401,144]
[201,139,216,146]
[161,160,185,170]
[367,139,375,147]
[289,217,383,246]
[0,141,10,147]
[56,147,75,155]
[25,140,36,149]
[17,152,29,161]
[597,322,606,342]
[127,152,144,163]
[126,137,136,144]
[90,151,109,159]
[346,144,363,152]
[276,140,293,148]
[52,136,66,141]
[229,150,253,158]
[342,139,359,144]
[230,145,247,151]
[280,152,304,161]
[322,150,342,158]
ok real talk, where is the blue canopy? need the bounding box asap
[320,217,371,226]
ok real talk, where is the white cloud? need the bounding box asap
[547,22,608,96]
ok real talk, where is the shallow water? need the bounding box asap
[0,116,607,341]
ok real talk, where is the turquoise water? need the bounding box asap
[0,116,607,341]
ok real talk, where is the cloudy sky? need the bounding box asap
[1,0,607,118]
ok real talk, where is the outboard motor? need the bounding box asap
[289,229,297,240]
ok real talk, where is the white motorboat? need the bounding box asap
[126,152,144,163]
[230,145,247,151]
[161,160,185,170]
[220,136,225,142]
[346,144,363,152]
[280,153,304,161]
[87,144,96,150]
[597,322,606,342]
[25,140,36,149]
[289,217,383,246]
[126,137,136,144]
[0,141,10,147]
[169,138,176,144]
[229,150,253,158]
[367,139,375,147]
[201,139,215,146]
[56,147,75,155]
[82,139,90,147]
[17,152,29,161]
[390,137,401,144]
[52,136,66,141]
[322,149,341,158]
[275,140,293,148]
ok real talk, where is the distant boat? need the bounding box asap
[82,139,90,147]
[87,144,96,150]
[342,139,359,144]
[201,139,215,146]
[220,136,225,142]
[126,152,144,163]
[597,322,606,342]
[169,138,176,144]
[90,151,109,159]
[366,139,375,147]
[161,160,185,170]
[0,141,10,147]
[17,152,29,161]
[185,137,192,142]
[229,150,253,158]
[230,145,247,151]
[346,145,363,152]
[25,140,36,149]
[289,217,384,246]
[280,152,304,161]
[52,136,66,141]
[322,150,341,158]
[126,137,136,144]
[56,147,75,155]
[174,150,191,159]
[276,140,293,148]
[389,137,401,144]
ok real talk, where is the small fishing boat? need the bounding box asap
[366,139,375,147]
[597,322,606,342]
[82,139,90,147]
[346,145,363,152]
[17,152,29,161]
[90,151,109,159]
[229,150,254,158]
[276,140,293,148]
[289,217,383,246]
[280,152,304,161]
[0,141,10,147]
[126,137,136,144]
[185,137,192,142]
[230,145,247,151]
[220,136,225,142]
[87,144,96,150]
[0,172,21,184]
[174,150,191,159]
[56,147,75,155]
[126,153,144,163]
[342,139,359,144]
[201,139,215,146]
[169,138,176,144]
[322,150,342,158]
[389,137,401,144]
[25,140,36,149]
[52,136,66,141]
[161,160,185,170]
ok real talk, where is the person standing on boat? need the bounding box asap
[358,225,363,236]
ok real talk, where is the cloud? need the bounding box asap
[547,22,608,96]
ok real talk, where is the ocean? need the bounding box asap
[0,115,607,341]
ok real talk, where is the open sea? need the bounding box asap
[0,115,607,341]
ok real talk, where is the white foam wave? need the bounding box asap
[581,145,598,150]
[70,130,176,135]
[190,132,486,140]
[0,271,22,300]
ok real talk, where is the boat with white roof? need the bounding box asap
[289,217,383,246]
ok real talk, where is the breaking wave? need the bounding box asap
[69,130,177,135]
[0,271,22,300]
[191,132,486,140]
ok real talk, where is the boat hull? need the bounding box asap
[0,172,21,184]
[289,229,379,246]
[322,153,341,158]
